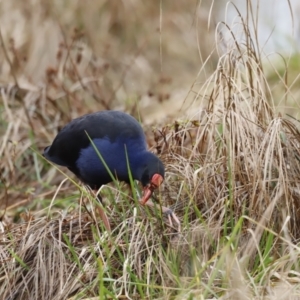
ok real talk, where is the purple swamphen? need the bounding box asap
[43,110,180,231]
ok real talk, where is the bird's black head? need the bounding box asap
[139,153,165,187]
[137,152,165,205]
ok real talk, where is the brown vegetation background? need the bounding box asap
[2,1,300,299]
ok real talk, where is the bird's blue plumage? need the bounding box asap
[43,110,164,189]
[76,136,148,186]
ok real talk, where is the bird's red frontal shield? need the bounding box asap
[140,173,164,205]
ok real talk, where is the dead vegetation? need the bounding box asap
[1,1,300,299]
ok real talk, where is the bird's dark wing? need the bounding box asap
[43,111,147,169]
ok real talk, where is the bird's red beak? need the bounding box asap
[140,173,164,205]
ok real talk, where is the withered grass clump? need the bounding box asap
[0,210,179,299]
[1,1,300,300]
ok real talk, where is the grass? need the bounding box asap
[1,0,300,299]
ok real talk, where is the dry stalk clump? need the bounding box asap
[0,207,181,300]
[152,16,300,251]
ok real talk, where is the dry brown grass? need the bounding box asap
[1,1,300,299]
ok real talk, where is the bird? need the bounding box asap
[43,110,180,231]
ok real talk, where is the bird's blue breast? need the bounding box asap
[75,136,146,186]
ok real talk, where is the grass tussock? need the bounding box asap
[1,1,300,299]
